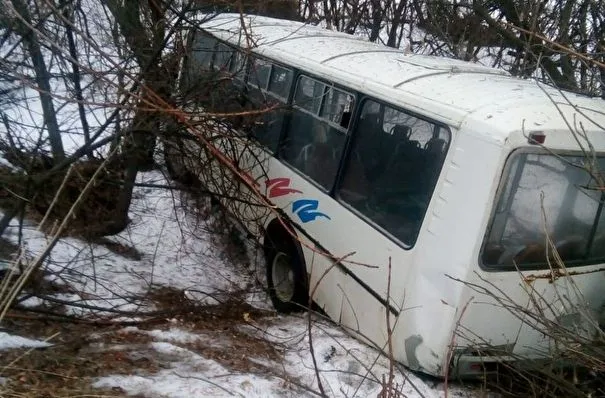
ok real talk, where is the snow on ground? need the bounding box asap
[0,170,472,397]
[0,332,52,351]
[93,340,300,397]
[88,315,454,397]
[1,170,262,317]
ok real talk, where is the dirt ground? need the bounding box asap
[0,288,286,398]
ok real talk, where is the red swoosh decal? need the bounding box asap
[266,178,302,198]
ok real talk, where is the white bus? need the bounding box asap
[167,13,605,378]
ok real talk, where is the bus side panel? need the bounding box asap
[392,128,506,375]
[305,246,346,320]
[260,158,419,367]
[260,160,348,316]
[460,268,605,360]
[338,273,398,352]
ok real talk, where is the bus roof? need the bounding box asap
[198,14,605,145]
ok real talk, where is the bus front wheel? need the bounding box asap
[265,236,308,313]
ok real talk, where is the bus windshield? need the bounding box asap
[482,151,605,269]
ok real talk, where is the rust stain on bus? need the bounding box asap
[523,266,605,283]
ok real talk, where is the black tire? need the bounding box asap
[265,235,308,313]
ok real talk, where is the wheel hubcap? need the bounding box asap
[272,252,294,302]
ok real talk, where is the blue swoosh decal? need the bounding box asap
[292,199,331,223]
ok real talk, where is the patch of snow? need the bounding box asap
[0,331,52,350]
[1,170,260,316]
[93,319,456,398]
[0,153,12,168]
[17,296,45,308]
[94,341,306,397]
[241,315,442,398]
[144,328,207,344]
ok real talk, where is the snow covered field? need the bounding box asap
[0,170,473,397]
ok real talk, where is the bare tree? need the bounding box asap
[1,0,65,161]
[413,0,604,95]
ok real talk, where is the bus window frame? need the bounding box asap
[276,74,356,192]
[479,147,605,272]
[239,55,295,151]
[289,74,354,133]
[334,96,452,250]
[193,30,218,70]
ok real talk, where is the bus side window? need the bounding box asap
[281,76,351,190]
[320,87,354,129]
[191,31,216,70]
[338,99,450,246]
[260,66,293,152]
[214,43,233,71]
[249,58,272,91]
[268,65,293,99]
[182,31,217,94]
[206,43,246,115]
[294,76,324,114]
[247,60,293,153]
[229,51,247,82]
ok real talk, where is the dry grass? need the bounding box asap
[0,286,284,397]
[0,319,150,397]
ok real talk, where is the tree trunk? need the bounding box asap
[63,5,92,156]
[369,0,383,42]
[10,0,65,162]
[99,0,177,234]
[387,0,407,48]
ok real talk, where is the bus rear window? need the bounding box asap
[482,151,605,269]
